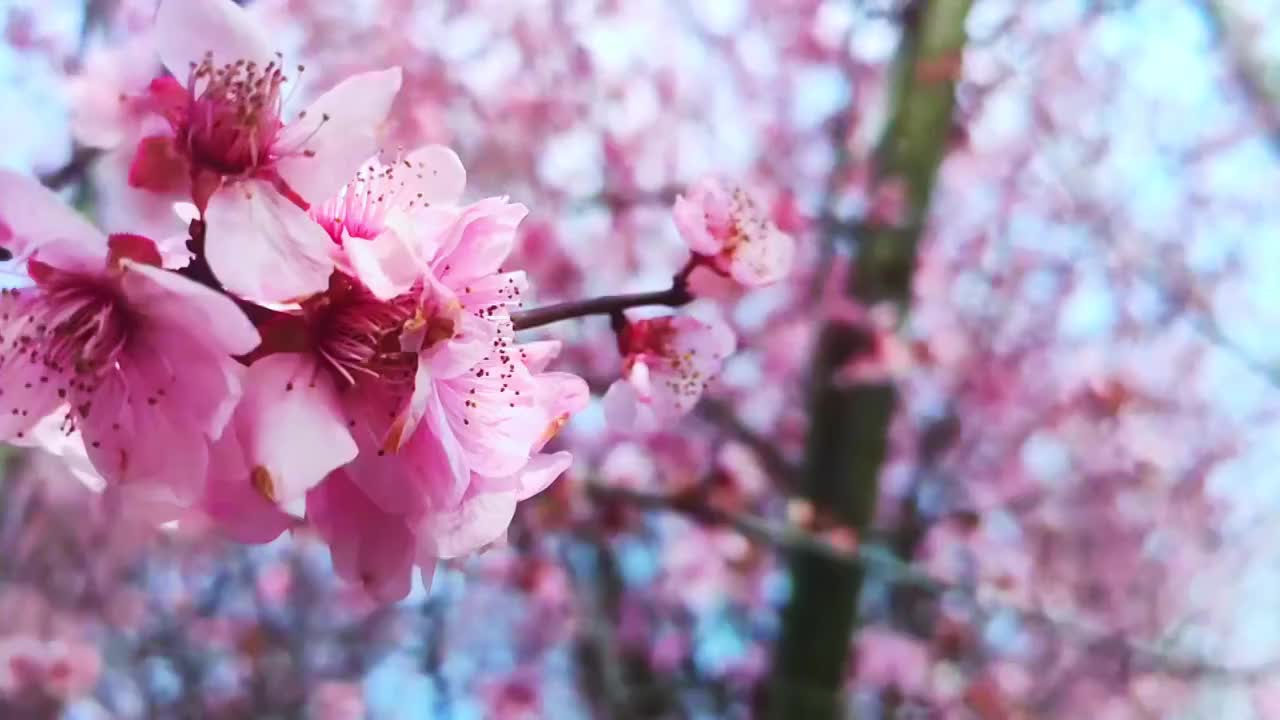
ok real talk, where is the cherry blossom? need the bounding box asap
[126,0,404,302]
[672,177,796,287]
[603,311,736,430]
[0,171,259,505]
[68,34,186,240]
[0,636,100,703]
[2,0,1271,716]
[186,147,588,599]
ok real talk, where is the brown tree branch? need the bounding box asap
[696,398,801,488]
[1199,0,1280,153]
[511,285,692,331]
[590,482,1280,683]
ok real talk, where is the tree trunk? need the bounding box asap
[767,2,974,717]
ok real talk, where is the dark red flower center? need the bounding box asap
[179,53,290,176]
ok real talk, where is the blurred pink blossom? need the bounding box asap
[673,178,796,287]
[0,171,259,506]
[603,312,736,430]
[307,680,365,720]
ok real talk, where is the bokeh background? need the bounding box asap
[2,0,1280,717]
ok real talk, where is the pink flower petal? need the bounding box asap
[201,429,295,544]
[537,371,590,423]
[676,313,738,360]
[645,315,736,418]
[101,483,190,527]
[673,178,732,256]
[728,222,795,286]
[433,198,529,286]
[342,228,422,300]
[127,323,246,441]
[154,0,274,80]
[0,170,105,269]
[203,180,337,302]
[403,144,467,206]
[233,354,358,507]
[91,146,191,242]
[118,260,260,357]
[382,352,441,454]
[274,68,403,206]
[308,470,416,603]
[452,270,528,316]
[424,312,494,380]
[438,380,543,479]
[419,384,472,504]
[602,379,641,430]
[80,367,211,504]
[515,451,573,501]
[0,295,61,441]
[425,482,518,560]
[344,378,469,516]
[516,341,563,373]
[77,315,248,498]
[69,36,160,149]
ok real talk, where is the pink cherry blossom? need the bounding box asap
[68,35,162,152]
[311,156,580,509]
[0,171,259,505]
[411,343,586,562]
[854,627,931,696]
[306,468,418,603]
[67,36,188,240]
[307,680,366,720]
[200,157,470,527]
[0,636,100,702]
[480,671,542,720]
[603,312,737,430]
[124,0,404,302]
[315,145,467,299]
[672,177,796,287]
[208,274,433,525]
[328,274,584,591]
[195,151,586,599]
[9,411,104,493]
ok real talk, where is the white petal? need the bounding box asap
[234,354,358,505]
[0,170,106,269]
[403,145,467,206]
[203,181,336,302]
[274,68,403,205]
[155,0,275,79]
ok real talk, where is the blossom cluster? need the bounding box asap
[0,0,795,602]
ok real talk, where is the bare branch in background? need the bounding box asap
[589,481,1280,684]
[1200,0,1280,152]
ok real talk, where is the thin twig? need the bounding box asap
[588,482,1280,681]
[697,398,801,488]
[512,284,692,331]
[564,527,640,719]
[1199,0,1280,153]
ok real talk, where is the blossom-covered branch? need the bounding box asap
[0,0,796,609]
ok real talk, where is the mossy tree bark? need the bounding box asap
[767,2,973,718]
